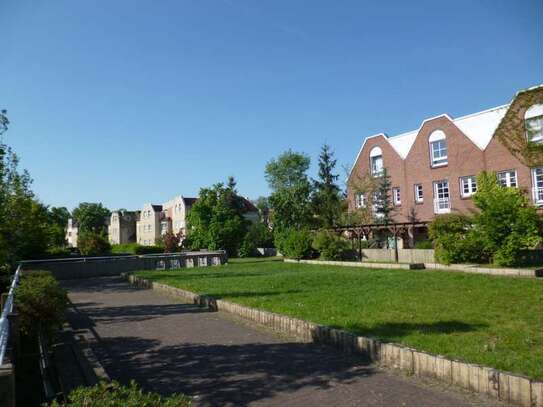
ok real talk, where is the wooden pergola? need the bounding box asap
[323,221,430,262]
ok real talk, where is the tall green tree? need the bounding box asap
[186,178,249,256]
[265,150,312,231]
[372,168,394,225]
[47,206,71,247]
[72,202,110,233]
[312,144,343,228]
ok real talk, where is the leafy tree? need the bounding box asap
[162,231,182,253]
[265,150,313,231]
[274,228,313,260]
[472,172,541,266]
[47,206,71,247]
[72,202,110,233]
[312,144,343,228]
[186,179,249,256]
[78,229,111,256]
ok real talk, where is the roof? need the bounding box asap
[183,197,198,206]
[151,204,163,212]
[239,196,258,213]
[348,98,516,180]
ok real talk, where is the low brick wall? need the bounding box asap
[125,273,542,407]
[20,251,227,280]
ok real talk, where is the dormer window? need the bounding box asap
[369,147,383,177]
[429,130,448,167]
[525,104,543,144]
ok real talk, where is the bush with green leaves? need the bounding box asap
[78,230,111,256]
[275,228,313,260]
[15,271,68,337]
[48,380,191,407]
[312,230,348,260]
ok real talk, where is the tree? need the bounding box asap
[72,202,110,233]
[162,231,182,253]
[265,150,313,231]
[186,179,249,256]
[372,168,395,225]
[312,144,343,228]
[47,206,71,247]
[472,172,541,266]
[254,196,271,226]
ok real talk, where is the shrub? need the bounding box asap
[110,243,139,254]
[312,230,348,260]
[134,245,164,255]
[49,380,191,407]
[78,230,111,256]
[15,270,68,337]
[472,172,542,266]
[238,236,258,258]
[162,232,182,253]
[246,222,274,248]
[275,228,313,260]
[414,240,433,249]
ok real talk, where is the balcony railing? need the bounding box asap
[433,198,451,214]
[533,187,543,206]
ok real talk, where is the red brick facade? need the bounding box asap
[347,86,543,224]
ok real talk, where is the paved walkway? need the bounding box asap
[63,276,494,407]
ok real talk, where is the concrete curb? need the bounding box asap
[125,273,541,407]
[284,259,541,278]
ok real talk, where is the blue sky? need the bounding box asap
[1,0,542,211]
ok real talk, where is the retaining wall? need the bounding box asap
[125,274,542,407]
[360,249,435,264]
[19,251,227,280]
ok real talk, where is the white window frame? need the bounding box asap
[525,104,543,144]
[429,130,448,167]
[355,193,366,209]
[433,180,450,214]
[532,167,543,206]
[414,184,423,203]
[369,147,384,177]
[460,176,477,198]
[393,188,401,206]
[497,170,517,188]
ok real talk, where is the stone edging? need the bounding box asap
[285,259,541,278]
[124,273,542,407]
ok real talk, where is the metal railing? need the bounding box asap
[533,187,543,206]
[0,265,21,365]
[433,198,451,214]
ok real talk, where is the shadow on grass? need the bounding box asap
[339,320,487,340]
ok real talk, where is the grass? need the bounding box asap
[136,258,543,379]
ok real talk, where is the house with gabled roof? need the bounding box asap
[347,84,543,244]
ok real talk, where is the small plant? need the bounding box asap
[312,230,348,260]
[15,270,68,337]
[48,380,191,406]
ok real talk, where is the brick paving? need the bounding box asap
[63,276,495,406]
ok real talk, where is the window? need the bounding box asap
[497,170,517,188]
[460,176,477,198]
[532,167,543,205]
[369,147,383,177]
[429,130,448,167]
[393,188,401,205]
[414,184,423,203]
[355,193,366,209]
[525,104,543,144]
[372,192,384,219]
[433,180,450,213]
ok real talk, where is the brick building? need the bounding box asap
[347,85,543,244]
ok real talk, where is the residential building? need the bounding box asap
[65,218,78,248]
[162,196,198,237]
[347,85,543,243]
[136,204,164,246]
[108,210,139,245]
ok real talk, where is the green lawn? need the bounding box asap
[136,258,543,379]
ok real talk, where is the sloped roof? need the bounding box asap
[183,197,198,206]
